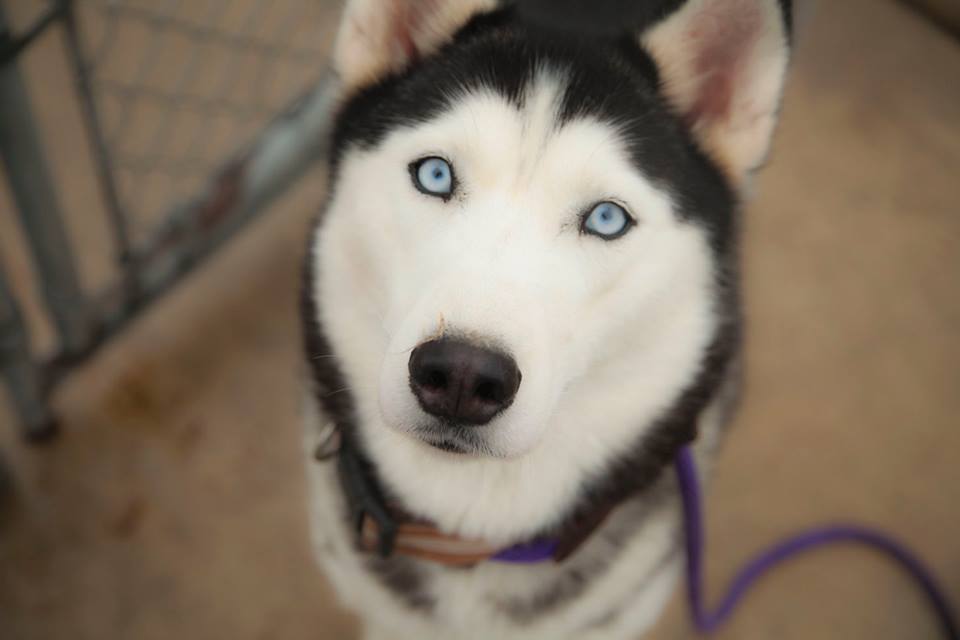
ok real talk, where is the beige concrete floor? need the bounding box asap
[2,1,959,639]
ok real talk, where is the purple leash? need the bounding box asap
[675,446,959,638]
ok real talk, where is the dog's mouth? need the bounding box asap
[408,422,495,457]
[428,440,470,455]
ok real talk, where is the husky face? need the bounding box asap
[307,1,789,541]
[322,72,728,459]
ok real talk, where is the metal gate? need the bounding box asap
[0,0,336,439]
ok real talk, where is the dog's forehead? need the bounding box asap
[395,71,642,189]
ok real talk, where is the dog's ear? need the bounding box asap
[641,0,790,188]
[333,0,497,93]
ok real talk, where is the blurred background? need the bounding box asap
[0,0,957,638]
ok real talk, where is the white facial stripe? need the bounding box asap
[513,69,565,188]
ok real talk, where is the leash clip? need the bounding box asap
[336,436,398,558]
[312,422,342,462]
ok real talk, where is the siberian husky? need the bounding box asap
[301,1,791,637]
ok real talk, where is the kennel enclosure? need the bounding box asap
[1,0,336,439]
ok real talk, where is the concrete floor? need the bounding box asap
[2,1,959,639]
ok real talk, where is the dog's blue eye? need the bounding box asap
[582,201,633,239]
[412,157,454,198]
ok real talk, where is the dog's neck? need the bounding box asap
[312,403,704,567]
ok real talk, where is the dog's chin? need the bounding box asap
[380,394,551,459]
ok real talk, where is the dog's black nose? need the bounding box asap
[408,338,521,425]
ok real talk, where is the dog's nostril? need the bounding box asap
[423,368,447,390]
[473,379,502,404]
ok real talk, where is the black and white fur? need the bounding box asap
[301,1,791,637]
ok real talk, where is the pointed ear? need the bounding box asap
[333,0,497,93]
[641,0,791,188]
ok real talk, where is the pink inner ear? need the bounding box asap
[391,0,446,64]
[686,1,764,128]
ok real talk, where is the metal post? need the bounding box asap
[0,263,55,440]
[0,4,91,357]
[58,0,134,273]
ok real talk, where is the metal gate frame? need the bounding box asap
[0,0,335,440]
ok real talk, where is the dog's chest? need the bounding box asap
[303,400,694,639]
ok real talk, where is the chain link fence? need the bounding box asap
[80,0,330,234]
[1,0,339,438]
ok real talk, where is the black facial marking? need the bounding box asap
[301,228,357,433]
[331,7,736,256]
[302,225,436,613]
[330,9,525,172]
[557,34,737,255]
